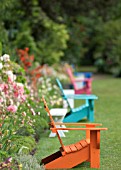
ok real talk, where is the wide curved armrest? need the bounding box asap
[54,122,102,126]
[66,94,98,100]
[50,127,108,131]
[75,77,93,83]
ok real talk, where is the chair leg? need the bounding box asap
[87,100,94,122]
[90,130,100,168]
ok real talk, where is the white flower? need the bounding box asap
[4,63,10,68]
[48,87,52,91]
[22,112,26,117]
[42,85,45,88]
[38,77,44,82]
[47,83,51,87]
[6,70,13,76]
[0,56,3,61]
[16,82,24,87]
[13,75,16,81]
[46,78,51,83]
[9,99,14,105]
[31,108,36,116]
[0,63,3,69]
[53,95,57,99]
[38,112,40,115]
[6,70,16,81]
[2,54,10,62]
[16,102,20,106]
[53,85,58,89]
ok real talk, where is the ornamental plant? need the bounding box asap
[0,157,22,170]
[17,47,43,89]
[0,54,36,160]
[38,76,63,108]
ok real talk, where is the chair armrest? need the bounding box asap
[50,127,107,131]
[54,122,102,126]
[75,78,93,82]
[65,94,98,100]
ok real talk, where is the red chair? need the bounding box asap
[66,67,93,94]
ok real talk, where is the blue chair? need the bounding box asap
[56,78,98,122]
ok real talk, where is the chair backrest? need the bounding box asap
[42,96,65,150]
[56,78,72,110]
[66,67,78,89]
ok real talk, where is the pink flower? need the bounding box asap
[18,85,24,93]
[14,91,19,98]
[21,95,26,102]
[0,84,5,91]
[7,105,17,113]
[0,84,9,94]
[0,98,3,103]
[13,84,25,99]
[8,77,13,84]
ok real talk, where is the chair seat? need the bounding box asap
[63,139,88,154]
[72,105,87,112]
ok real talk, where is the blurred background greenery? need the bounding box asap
[1,0,121,76]
[1,1,121,168]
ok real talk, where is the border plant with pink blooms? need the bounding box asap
[0,54,37,161]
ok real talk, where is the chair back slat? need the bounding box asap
[66,68,78,89]
[42,96,65,151]
[56,78,72,110]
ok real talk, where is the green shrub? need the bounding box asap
[10,136,36,155]
[16,125,35,137]
[0,1,69,65]
[15,154,43,170]
[94,19,121,76]
[0,42,2,56]
[33,116,49,142]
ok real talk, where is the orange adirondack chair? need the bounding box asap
[41,97,107,169]
[66,67,93,94]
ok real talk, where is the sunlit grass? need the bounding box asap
[35,75,121,169]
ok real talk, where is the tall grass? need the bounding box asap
[35,76,121,170]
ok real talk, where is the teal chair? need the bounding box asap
[56,78,98,122]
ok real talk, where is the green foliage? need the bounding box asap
[0,135,36,161]
[16,125,35,137]
[0,53,48,161]
[63,12,102,65]
[1,0,121,74]
[0,151,8,162]
[33,116,49,141]
[38,76,63,108]
[10,136,36,155]
[0,42,2,56]
[15,29,38,56]
[0,0,69,65]
[94,19,121,76]
[25,95,49,141]
[40,0,121,75]
[37,21,69,64]
[15,154,43,170]
[0,0,16,56]
[10,61,26,84]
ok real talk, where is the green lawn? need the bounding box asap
[35,75,121,170]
